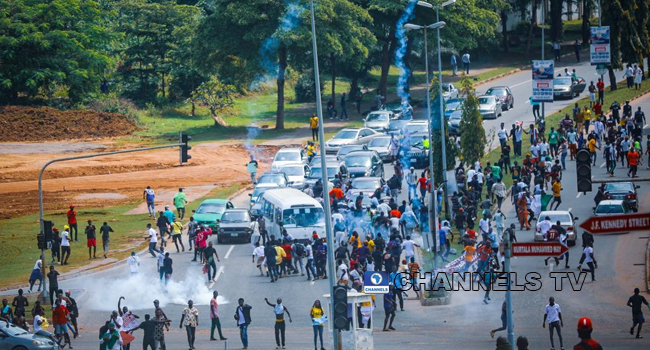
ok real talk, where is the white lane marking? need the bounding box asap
[568,208,572,212]
[225,245,235,259]
[310,280,315,286]
[512,79,532,88]
[576,192,582,198]
[208,281,215,288]
[600,162,605,168]
[214,266,225,283]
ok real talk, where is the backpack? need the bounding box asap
[294,243,305,257]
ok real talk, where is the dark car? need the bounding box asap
[308,155,339,167]
[406,132,430,169]
[217,209,252,243]
[602,182,640,212]
[344,150,384,178]
[337,144,367,160]
[485,86,514,111]
[553,76,587,99]
[0,320,59,349]
[444,98,465,119]
[447,110,463,136]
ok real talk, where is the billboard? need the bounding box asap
[590,26,611,65]
[532,60,554,102]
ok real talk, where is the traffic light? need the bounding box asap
[180,133,192,164]
[576,149,592,192]
[37,234,45,250]
[43,220,53,243]
[332,285,349,330]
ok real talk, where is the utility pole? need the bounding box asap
[504,227,515,346]
[541,3,545,122]
[436,5,450,221]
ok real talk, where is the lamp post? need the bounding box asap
[404,20,446,261]
[308,0,339,349]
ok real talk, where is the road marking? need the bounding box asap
[512,79,532,88]
[576,192,582,198]
[225,245,235,259]
[208,281,215,288]
[600,162,605,168]
[568,208,572,212]
[214,266,225,283]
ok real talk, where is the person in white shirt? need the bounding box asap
[61,226,71,265]
[145,223,159,258]
[157,248,166,282]
[252,242,265,276]
[335,230,347,248]
[304,241,317,281]
[536,216,552,238]
[127,252,140,274]
[543,297,564,350]
[461,53,470,74]
[249,219,260,247]
[405,167,417,200]
[498,123,509,148]
[479,216,491,235]
[578,242,597,282]
[401,236,420,262]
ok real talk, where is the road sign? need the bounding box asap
[579,212,650,234]
[596,64,607,76]
[511,242,569,257]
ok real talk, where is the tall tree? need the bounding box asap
[549,0,563,41]
[0,0,112,104]
[602,0,625,90]
[458,76,486,166]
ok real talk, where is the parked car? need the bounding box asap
[278,163,310,189]
[337,144,367,160]
[257,172,289,188]
[553,76,586,99]
[193,199,235,229]
[350,177,386,193]
[271,147,307,171]
[325,128,381,154]
[602,182,640,212]
[447,110,463,136]
[385,113,414,135]
[444,98,465,119]
[594,199,633,216]
[442,82,459,100]
[485,86,514,111]
[305,161,349,187]
[0,321,59,350]
[364,110,394,131]
[344,150,385,178]
[367,136,392,162]
[406,132,430,168]
[249,183,279,211]
[534,210,579,246]
[217,209,252,243]
[309,155,339,167]
[404,120,429,135]
[383,102,413,119]
[478,95,502,119]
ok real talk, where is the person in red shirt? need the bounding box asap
[627,149,641,177]
[592,101,602,116]
[281,243,294,276]
[329,185,344,205]
[573,317,603,350]
[417,173,428,199]
[52,299,72,348]
[67,205,78,242]
[390,209,401,219]
[596,78,605,104]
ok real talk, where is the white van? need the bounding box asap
[260,188,325,241]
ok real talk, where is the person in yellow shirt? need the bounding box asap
[588,137,599,166]
[583,106,592,134]
[275,245,286,266]
[349,232,362,249]
[463,245,476,272]
[310,114,319,142]
[549,179,562,210]
[171,218,185,253]
[365,235,375,252]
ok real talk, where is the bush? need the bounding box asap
[294,72,323,103]
[88,95,140,124]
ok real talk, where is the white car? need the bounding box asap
[278,163,310,189]
[271,147,307,172]
[534,211,579,246]
[325,128,381,154]
[404,120,429,135]
[367,136,392,162]
[364,111,394,131]
[442,82,459,100]
[594,199,633,216]
[478,95,502,119]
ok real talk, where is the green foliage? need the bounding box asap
[294,71,323,103]
[0,0,112,104]
[192,76,237,127]
[458,76,486,165]
[88,95,140,124]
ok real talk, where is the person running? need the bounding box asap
[246,156,259,185]
[265,297,292,349]
[252,242,266,276]
[235,298,253,349]
[127,252,140,274]
[60,225,71,265]
[550,179,562,210]
[628,147,641,178]
[28,258,43,293]
[144,186,156,218]
[52,299,72,349]
[163,253,173,285]
[543,296,564,350]
[156,212,170,250]
[204,241,221,282]
[490,300,509,338]
[47,266,60,306]
[573,317,603,350]
[65,291,80,338]
[382,285,397,331]
[209,291,227,341]
[170,218,185,253]
[66,205,78,242]
[145,223,160,258]
[179,300,199,350]
[100,222,114,258]
[85,219,97,259]
[310,114,319,141]
[578,242,597,282]
[627,287,649,338]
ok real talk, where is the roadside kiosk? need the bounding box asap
[324,290,374,350]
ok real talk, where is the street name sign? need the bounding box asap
[579,213,650,234]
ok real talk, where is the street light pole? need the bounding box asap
[541,2,545,121]
[435,5,449,221]
[423,26,439,261]
[309,1,339,349]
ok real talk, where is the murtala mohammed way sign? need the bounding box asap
[511,242,569,257]
[579,212,650,234]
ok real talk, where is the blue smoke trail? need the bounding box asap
[394,0,418,116]
[244,125,262,159]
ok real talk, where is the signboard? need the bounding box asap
[511,242,568,257]
[532,60,554,102]
[590,26,611,65]
[579,212,650,234]
[363,271,389,294]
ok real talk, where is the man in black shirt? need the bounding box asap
[11,289,28,317]
[47,266,59,305]
[203,242,221,283]
[133,314,168,350]
[85,220,97,259]
[627,287,649,338]
[265,242,278,282]
[100,222,114,258]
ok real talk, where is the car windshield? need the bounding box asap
[410,137,424,147]
[345,155,372,168]
[445,99,464,110]
[282,207,325,227]
[333,130,358,139]
[554,77,572,86]
[274,151,300,162]
[540,213,572,223]
[450,113,462,121]
[595,204,626,214]
[442,83,453,92]
[221,211,249,222]
[369,137,391,147]
[1,323,28,336]
[339,146,363,156]
[604,183,635,192]
[487,88,507,96]
[406,124,427,134]
[280,166,304,176]
[196,203,225,214]
[366,113,389,122]
[258,174,286,185]
[251,187,272,198]
[478,97,493,104]
[352,179,381,190]
[310,167,338,179]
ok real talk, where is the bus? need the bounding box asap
[260,188,325,241]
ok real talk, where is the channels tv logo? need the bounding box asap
[363,271,389,294]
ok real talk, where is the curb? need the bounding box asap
[0,183,253,294]
[646,239,650,293]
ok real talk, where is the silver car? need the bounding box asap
[0,321,59,349]
[271,147,307,172]
[325,128,380,154]
[478,95,502,119]
[278,163,310,189]
[367,136,392,162]
[404,120,429,135]
[442,82,459,101]
[364,111,394,131]
[553,76,586,99]
[534,210,579,246]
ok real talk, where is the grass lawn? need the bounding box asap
[0,184,241,289]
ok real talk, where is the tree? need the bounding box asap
[0,0,112,104]
[549,0,563,41]
[192,76,237,127]
[602,0,625,90]
[458,76,486,166]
